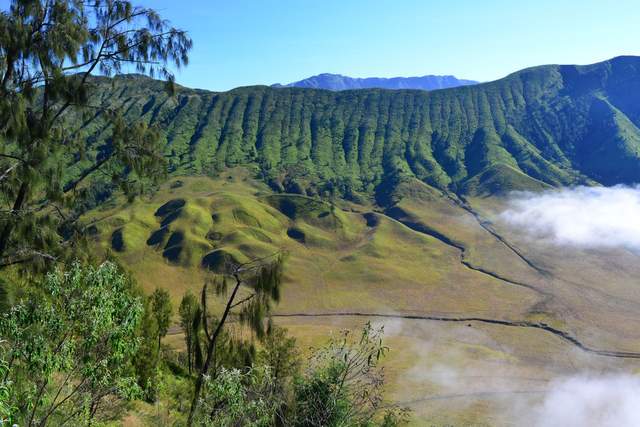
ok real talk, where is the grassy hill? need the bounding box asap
[88,169,540,317]
[87,169,640,425]
[79,57,640,424]
[73,56,640,201]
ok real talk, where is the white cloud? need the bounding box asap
[371,318,640,425]
[528,375,640,427]
[499,186,640,250]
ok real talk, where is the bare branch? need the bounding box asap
[0,249,57,269]
[229,293,256,309]
[0,153,27,164]
[235,252,282,274]
[0,163,19,182]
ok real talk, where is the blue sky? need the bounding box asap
[11,0,640,91]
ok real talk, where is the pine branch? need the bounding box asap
[62,155,112,193]
[229,293,255,309]
[0,249,57,268]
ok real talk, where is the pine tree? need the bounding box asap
[187,252,284,426]
[150,287,172,352]
[0,0,192,270]
[179,290,199,374]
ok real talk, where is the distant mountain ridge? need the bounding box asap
[272,73,478,91]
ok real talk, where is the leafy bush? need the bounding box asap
[293,322,409,427]
[0,262,143,426]
[193,366,282,427]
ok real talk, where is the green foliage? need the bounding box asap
[240,257,284,339]
[0,350,14,424]
[293,322,409,427]
[184,326,301,427]
[193,366,282,427]
[258,325,301,422]
[259,325,300,393]
[187,254,285,425]
[127,303,409,426]
[0,261,143,426]
[134,296,161,402]
[179,291,200,374]
[151,287,173,347]
[0,0,192,271]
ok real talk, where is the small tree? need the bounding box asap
[150,287,172,352]
[259,325,300,393]
[194,366,282,427]
[293,322,409,427]
[258,325,300,424]
[187,253,284,426]
[0,261,143,426]
[0,0,192,270]
[179,290,199,374]
[134,296,160,401]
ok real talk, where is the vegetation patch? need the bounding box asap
[206,230,223,241]
[243,228,274,243]
[85,224,99,236]
[363,212,380,227]
[462,164,551,197]
[160,209,183,227]
[232,208,261,227]
[266,195,329,220]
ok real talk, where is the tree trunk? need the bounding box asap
[0,182,28,260]
[186,275,242,426]
[186,331,192,374]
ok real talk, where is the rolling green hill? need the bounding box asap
[80,57,640,425]
[88,170,640,426]
[75,56,640,201]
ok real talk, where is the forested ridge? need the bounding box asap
[77,55,640,199]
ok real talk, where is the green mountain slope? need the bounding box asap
[76,56,640,199]
[79,58,640,425]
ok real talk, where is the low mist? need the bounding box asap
[373,318,640,426]
[529,375,640,427]
[499,186,640,250]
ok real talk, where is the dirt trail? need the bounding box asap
[272,312,640,359]
[378,209,554,305]
[453,194,549,276]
